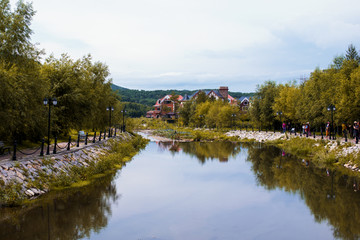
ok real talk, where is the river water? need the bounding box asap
[1,140,360,240]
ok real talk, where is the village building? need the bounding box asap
[186,86,237,105]
[146,86,249,119]
[238,96,250,111]
[146,95,183,119]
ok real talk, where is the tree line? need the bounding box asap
[179,91,246,128]
[0,0,119,142]
[249,44,360,131]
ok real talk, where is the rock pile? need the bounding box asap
[226,130,286,142]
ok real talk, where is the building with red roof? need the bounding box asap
[146,95,183,119]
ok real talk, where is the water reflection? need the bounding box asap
[0,174,119,240]
[157,141,241,163]
[1,142,360,239]
[158,141,360,239]
[246,143,360,240]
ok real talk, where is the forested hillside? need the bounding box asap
[111,85,195,106]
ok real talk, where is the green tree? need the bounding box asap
[179,101,194,126]
[345,44,360,62]
[249,81,279,128]
[331,55,344,70]
[272,82,300,124]
[41,54,117,135]
[0,0,47,142]
[195,91,208,104]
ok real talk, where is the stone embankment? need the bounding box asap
[226,130,286,142]
[226,130,360,171]
[0,133,133,200]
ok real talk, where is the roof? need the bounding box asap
[228,94,236,101]
[182,94,191,101]
[155,95,184,106]
[238,96,250,103]
[187,89,235,101]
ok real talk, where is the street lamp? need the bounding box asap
[327,104,336,140]
[121,106,127,132]
[43,97,57,155]
[106,106,114,137]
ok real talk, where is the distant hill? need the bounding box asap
[111,84,129,91]
[111,83,254,117]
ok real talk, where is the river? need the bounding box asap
[0,140,360,240]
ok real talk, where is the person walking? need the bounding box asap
[302,123,305,135]
[354,121,359,144]
[282,122,286,133]
[326,122,330,139]
[342,122,347,139]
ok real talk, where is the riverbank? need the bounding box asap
[0,133,148,206]
[141,128,360,174]
[226,130,360,174]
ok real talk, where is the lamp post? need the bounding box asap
[106,106,114,137]
[276,111,282,131]
[44,97,57,155]
[327,104,336,140]
[121,106,127,132]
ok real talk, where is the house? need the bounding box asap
[238,96,251,111]
[146,95,183,119]
[185,86,237,105]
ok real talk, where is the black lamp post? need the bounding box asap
[327,104,336,140]
[106,106,114,137]
[276,111,282,131]
[44,97,57,155]
[121,106,127,132]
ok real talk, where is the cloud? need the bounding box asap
[156,72,185,78]
[11,0,360,91]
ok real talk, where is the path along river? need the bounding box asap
[0,138,360,240]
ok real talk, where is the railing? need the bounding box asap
[7,127,121,161]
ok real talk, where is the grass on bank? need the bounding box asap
[0,133,149,206]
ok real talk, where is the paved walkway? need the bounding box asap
[0,136,114,163]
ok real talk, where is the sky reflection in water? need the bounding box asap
[89,141,334,240]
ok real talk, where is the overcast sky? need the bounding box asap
[16,0,360,92]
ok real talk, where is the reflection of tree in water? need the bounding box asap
[246,144,360,240]
[0,174,119,240]
[179,142,241,164]
[157,141,241,163]
[157,141,181,154]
